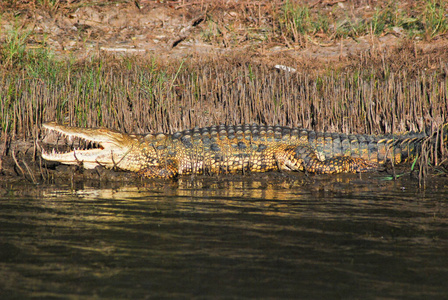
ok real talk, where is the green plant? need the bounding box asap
[36,0,60,11]
[279,2,331,42]
[371,6,395,35]
[423,0,448,38]
[0,27,31,67]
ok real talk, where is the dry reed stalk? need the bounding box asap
[0,133,8,173]
[22,159,36,184]
[0,53,447,140]
[11,148,25,178]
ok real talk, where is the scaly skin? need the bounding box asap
[41,122,444,179]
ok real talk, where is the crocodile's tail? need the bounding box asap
[390,123,448,166]
[378,134,426,165]
[303,126,444,167]
[301,129,428,166]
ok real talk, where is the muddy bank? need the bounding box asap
[1,135,445,190]
[0,1,447,185]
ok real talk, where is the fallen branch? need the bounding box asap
[169,14,206,49]
[100,47,146,53]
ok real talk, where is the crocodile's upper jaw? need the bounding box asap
[41,122,135,170]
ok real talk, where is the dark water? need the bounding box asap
[1,174,448,299]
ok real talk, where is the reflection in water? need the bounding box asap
[1,174,447,298]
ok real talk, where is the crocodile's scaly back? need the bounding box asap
[137,124,429,177]
[41,123,444,178]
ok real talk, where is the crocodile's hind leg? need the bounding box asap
[138,160,179,179]
[275,145,378,174]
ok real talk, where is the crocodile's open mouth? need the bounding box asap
[40,122,131,169]
[41,129,105,168]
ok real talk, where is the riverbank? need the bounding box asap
[0,0,447,183]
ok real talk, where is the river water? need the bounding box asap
[1,173,447,299]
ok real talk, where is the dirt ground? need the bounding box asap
[1,0,447,63]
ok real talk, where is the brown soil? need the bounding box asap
[1,1,447,64]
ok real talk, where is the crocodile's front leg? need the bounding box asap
[275,145,378,174]
[138,159,179,179]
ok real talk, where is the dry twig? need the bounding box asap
[11,148,26,178]
[169,14,206,49]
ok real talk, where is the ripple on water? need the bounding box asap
[0,175,447,298]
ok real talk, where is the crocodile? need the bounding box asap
[40,122,447,179]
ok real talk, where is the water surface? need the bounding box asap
[1,174,447,298]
